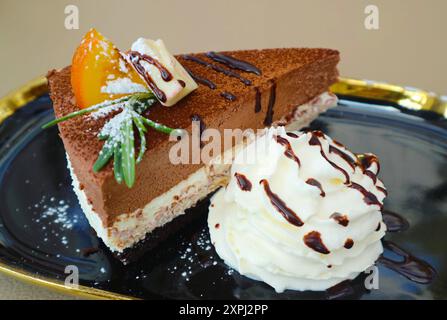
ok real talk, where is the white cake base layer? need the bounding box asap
[68,156,221,252]
[67,92,337,252]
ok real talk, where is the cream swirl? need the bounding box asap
[208,127,387,292]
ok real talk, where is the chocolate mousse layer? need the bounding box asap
[47,48,340,229]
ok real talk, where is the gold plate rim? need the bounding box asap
[0,260,136,300]
[0,76,445,299]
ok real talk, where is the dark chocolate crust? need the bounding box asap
[47,48,340,227]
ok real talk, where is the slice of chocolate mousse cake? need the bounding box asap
[46,30,339,262]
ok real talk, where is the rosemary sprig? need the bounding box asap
[42,92,185,188]
[120,115,136,188]
[41,92,152,129]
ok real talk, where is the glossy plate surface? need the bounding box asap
[0,92,446,299]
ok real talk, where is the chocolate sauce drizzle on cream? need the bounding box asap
[377,186,388,196]
[330,212,349,227]
[357,153,381,184]
[234,172,252,191]
[306,178,325,197]
[308,131,350,184]
[344,238,354,249]
[206,51,262,75]
[286,132,299,139]
[127,51,174,103]
[182,55,252,86]
[260,179,303,227]
[304,231,330,254]
[274,135,301,167]
[264,82,277,126]
[358,153,381,174]
[329,146,357,171]
[349,182,383,209]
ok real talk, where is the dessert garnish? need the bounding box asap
[208,127,387,292]
[43,29,196,187]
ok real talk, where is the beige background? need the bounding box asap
[0,0,445,299]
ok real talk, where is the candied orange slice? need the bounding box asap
[71,28,146,109]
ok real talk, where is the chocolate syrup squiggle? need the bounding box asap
[260,179,303,227]
[382,210,409,232]
[220,92,237,101]
[263,82,276,126]
[379,240,436,284]
[234,173,252,191]
[126,51,175,102]
[306,178,325,197]
[182,55,252,86]
[184,66,217,89]
[206,51,262,75]
[255,87,262,113]
[308,131,350,184]
[304,231,330,254]
[275,135,301,167]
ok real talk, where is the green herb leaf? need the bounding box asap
[113,142,123,184]
[133,116,147,163]
[141,117,176,135]
[42,95,132,129]
[121,117,135,188]
[93,137,115,172]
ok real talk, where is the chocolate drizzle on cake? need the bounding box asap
[206,51,262,75]
[184,67,217,89]
[254,87,262,113]
[234,172,252,191]
[344,238,354,249]
[274,135,301,167]
[260,179,303,227]
[264,81,277,126]
[330,212,349,227]
[182,55,252,86]
[306,178,325,197]
[379,241,436,284]
[191,114,206,148]
[127,51,174,102]
[308,131,350,184]
[220,92,237,101]
[304,231,330,254]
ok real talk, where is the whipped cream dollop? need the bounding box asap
[208,127,387,292]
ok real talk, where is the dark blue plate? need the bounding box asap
[0,94,446,299]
